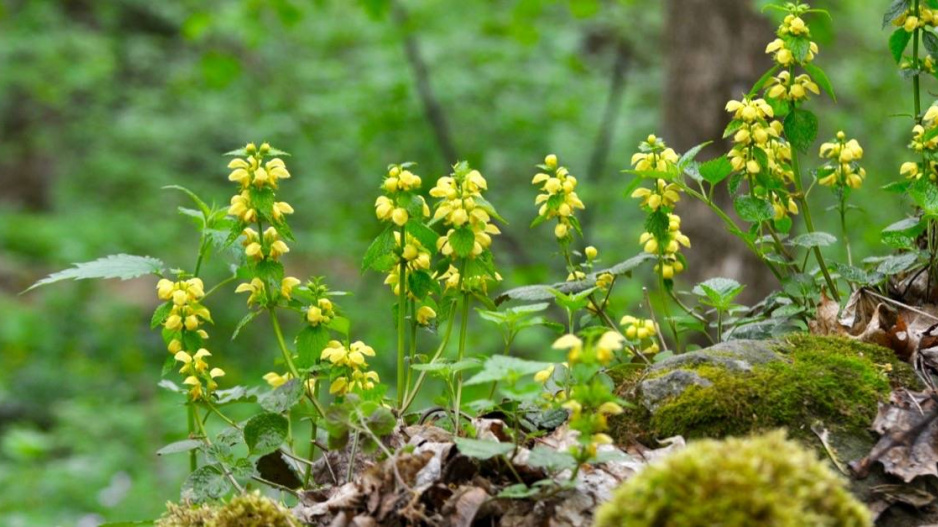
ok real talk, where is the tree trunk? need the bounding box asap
[663,0,775,302]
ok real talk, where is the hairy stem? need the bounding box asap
[397,226,408,408]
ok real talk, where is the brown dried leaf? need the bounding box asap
[811,293,844,336]
[853,389,938,483]
[447,486,488,527]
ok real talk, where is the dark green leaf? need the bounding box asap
[454,437,515,460]
[802,63,836,101]
[181,464,230,502]
[889,28,913,63]
[697,155,734,185]
[734,196,775,223]
[151,301,173,330]
[296,325,330,369]
[884,0,912,28]
[243,413,289,456]
[259,379,305,414]
[362,226,397,272]
[783,109,818,154]
[449,226,476,258]
[789,232,837,248]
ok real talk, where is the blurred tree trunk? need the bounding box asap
[663,0,774,303]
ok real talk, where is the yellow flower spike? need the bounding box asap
[545,154,558,168]
[168,339,183,354]
[375,196,394,220]
[307,306,324,325]
[183,376,200,386]
[174,351,192,364]
[184,315,200,331]
[269,240,290,260]
[532,173,550,185]
[554,223,568,239]
[272,202,294,221]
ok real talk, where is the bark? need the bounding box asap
[663,0,775,302]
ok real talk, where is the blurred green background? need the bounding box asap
[0,0,915,524]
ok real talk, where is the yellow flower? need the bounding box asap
[235,278,266,306]
[263,371,293,388]
[585,246,598,260]
[329,376,349,395]
[391,207,409,226]
[534,364,555,383]
[281,277,301,299]
[545,154,558,168]
[416,305,437,325]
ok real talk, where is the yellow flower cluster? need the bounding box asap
[551,332,625,458]
[901,55,936,74]
[766,71,819,103]
[620,315,660,356]
[901,104,938,181]
[157,278,222,400]
[306,297,335,327]
[765,13,818,68]
[894,5,938,32]
[374,165,429,226]
[262,371,315,397]
[431,167,501,259]
[818,131,865,188]
[320,340,380,395]
[435,264,502,294]
[383,232,432,296]
[531,154,586,239]
[227,143,301,304]
[637,214,690,280]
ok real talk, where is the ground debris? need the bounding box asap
[853,389,938,483]
[293,421,683,526]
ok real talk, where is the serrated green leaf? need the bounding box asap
[406,218,439,249]
[748,64,781,96]
[783,109,818,154]
[296,325,330,369]
[789,232,837,248]
[243,413,289,456]
[454,437,514,460]
[151,301,173,329]
[925,30,938,56]
[26,254,165,292]
[163,185,211,218]
[464,355,552,386]
[449,226,476,258]
[527,446,577,472]
[259,379,305,413]
[156,439,203,456]
[181,464,230,502]
[362,226,397,272]
[876,252,920,275]
[408,270,434,300]
[677,141,711,168]
[884,0,912,29]
[231,310,260,340]
[734,196,774,223]
[882,217,925,249]
[698,155,733,185]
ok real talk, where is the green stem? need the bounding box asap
[453,293,471,435]
[914,0,922,120]
[187,403,197,471]
[401,302,458,413]
[397,229,408,408]
[666,289,714,345]
[657,274,681,352]
[202,274,238,300]
[791,148,840,302]
[268,308,300,379]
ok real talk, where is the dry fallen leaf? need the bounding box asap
[853,389,938,483]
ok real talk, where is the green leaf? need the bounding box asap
[882,217,926,249]
[832,263,881,286]
[677,141,711,168]
[408,270,434,300]
[26,254,165,292]
[259,379,305,414]
[698,155,734,185]
[464,355,552,386]
[497,484,541,499]
[296,325,330,369]
[783,109,818,154]
[151,301,173,330]
[692,278,744,307]
[361,226,397,272]
[527,446,577,472]
[181,464,230,502]
[163,185,211,218]
[889,28,913,63]
[454,437,515,460]
[156,439,203,456]
[876,252,920,275]
[925,30,938,56]
[734,196,774,223]
[231,310,260,340]
[911,177,938,215]
[449,226,476,258]
[789,232,837,248]
[883,0,911,29]
[748,64,781,96]
[243,413,289,456]
[406,218,439,249]
[802,63,836,101]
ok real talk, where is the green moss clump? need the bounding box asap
[214,491,299,527]
[594,431,871,527]
[155,501,217,527]
[612,335,914,442]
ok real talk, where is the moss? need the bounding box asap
[593,431,871,527]
[611,335,916,443]
[155,501,217,527]
[213,491,299,527]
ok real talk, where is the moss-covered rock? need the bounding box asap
[155,492,299,527]
[594,431,871,527]
[155,501,217,527]
[610,335,916,444]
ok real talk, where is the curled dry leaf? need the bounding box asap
[853,389,938,483]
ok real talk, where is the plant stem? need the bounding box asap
[914,0,923,120]
[401,302,458,413]
[657,275,681,352]
[452,293,471,435]
[269,308,300,379]
[666,289,714,344]
[643,287,669,353]
[187,403,197,471]
[397,227,408,408]
[790,147,840,302]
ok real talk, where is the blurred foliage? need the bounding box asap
[0,0,916,524]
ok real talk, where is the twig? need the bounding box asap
[643,287,669,353]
